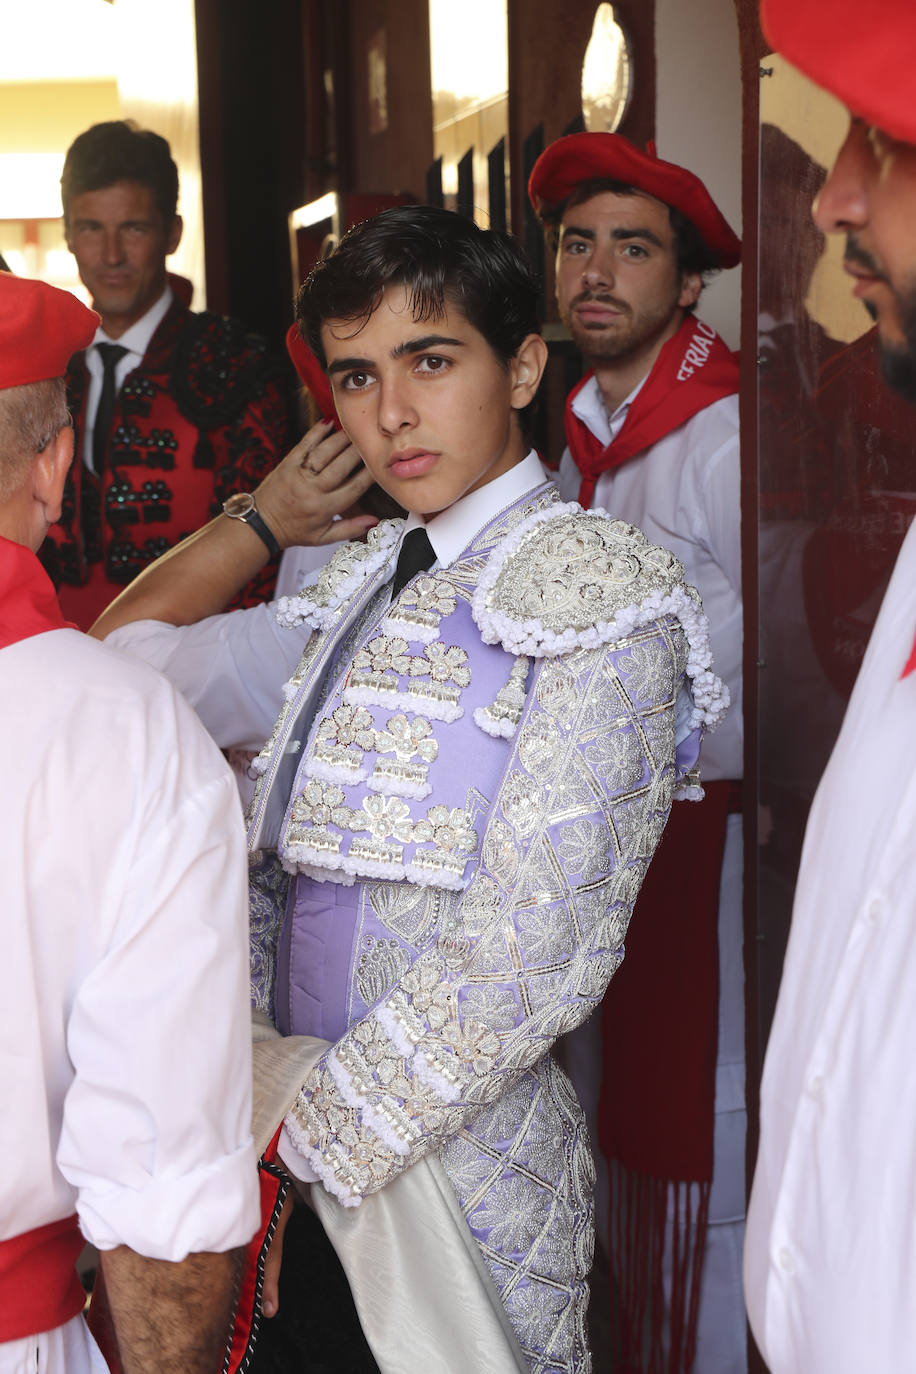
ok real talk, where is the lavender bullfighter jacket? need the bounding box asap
[246,482,727,1374]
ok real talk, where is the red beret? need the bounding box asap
[0,273,98,390]
[285,323,335,423]
[761,0,916,148]
[528,132,741,269]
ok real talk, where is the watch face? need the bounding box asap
[224,492,255,519]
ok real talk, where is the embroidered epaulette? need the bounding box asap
[275,520,403,631]
[472,503,727,726]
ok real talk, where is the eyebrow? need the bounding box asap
[326,334,466,375]
[561,224,666,249]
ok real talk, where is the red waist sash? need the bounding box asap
[0,1213,85,1342]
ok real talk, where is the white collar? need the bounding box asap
[570,370,649,446]
[400,450,548,567]
[92,284,174,360]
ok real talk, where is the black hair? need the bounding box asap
[296,205,542,370]
[61,121,179,226]
[540,177,722,283]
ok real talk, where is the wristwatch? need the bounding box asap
[221,492,281,559]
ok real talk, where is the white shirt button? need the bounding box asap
[778,1246,796,1275]
[866,897,882,923]
[807,1073,824,1099]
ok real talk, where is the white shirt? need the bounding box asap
[107,451,551,752]
[82,285,173,471]
[559,372,742,779]
[1,627,259,1368]
[744,518,916,1373]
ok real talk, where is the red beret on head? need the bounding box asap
[285,322,336,423]
[528,132,741,269]
[0,273,98,390]
[761,0,916,148]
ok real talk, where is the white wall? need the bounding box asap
[655,0,742,348]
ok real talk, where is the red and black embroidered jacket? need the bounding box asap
[41,301,292,623]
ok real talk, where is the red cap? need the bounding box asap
[761,0,916,148]
[285,323,335,423]
[0,273,98,390]
[528,132,741,269]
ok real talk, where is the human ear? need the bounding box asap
[167,214,184,255]
[509,333,549,410]
[678,271,702,311]
[32,426,74,528]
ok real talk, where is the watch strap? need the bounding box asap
[240,506,281,560]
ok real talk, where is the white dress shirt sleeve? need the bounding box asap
[106,602,312,752]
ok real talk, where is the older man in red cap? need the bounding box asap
[0,271,259,1373]
[745,4,916,1372]
[529,134,744,1374]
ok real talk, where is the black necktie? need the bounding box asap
[391,526,436,598]
[93,342,128,474]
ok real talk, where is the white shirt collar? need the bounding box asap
[570,371,648,446]
[400,450,549,567]
[92,284,174,360]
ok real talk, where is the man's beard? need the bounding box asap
[847,234,916,403]
[877,279,916,403]
[560,287,681,364]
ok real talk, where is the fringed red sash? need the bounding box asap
[0,535,74,649]
[222,1127,292,1374]
[564,316,739,508]
[0,1213,85,1342]
[599,779,740,1373]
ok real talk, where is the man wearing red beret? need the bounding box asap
[746,4,916,1371]
[529,133,744,1374]
[0,272,259,1371]
[39,120,291,631]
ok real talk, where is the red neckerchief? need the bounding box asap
[0,535,75,650]
[564,314,740,508]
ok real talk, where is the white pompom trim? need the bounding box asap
[378,615,441,645]
[304,757,370,786]
[274,521,401,630]
[375,1003,416,1059]
[472,707,518,739]
[282,1111,362,1207]
[366,773,433,800]
[360,1102,411,1157]
[412,1050,461,1104]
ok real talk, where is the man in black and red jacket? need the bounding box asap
[42,120,291,628]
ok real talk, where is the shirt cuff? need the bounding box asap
[78,1139,260,1261]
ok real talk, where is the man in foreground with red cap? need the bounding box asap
[529,134,744,1373]
[0,271,259,1371]
[746,4,916,1371]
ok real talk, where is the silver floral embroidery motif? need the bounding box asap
[460,874,505,935]
[483,817,520,884]
[557,817,614,881]
[413,804,478,856]
[616,637,676,703]
[516,712,564,780]
[356,936,412,1008]
[357,795,415,843]
[368,882,444,945]
[412,641,471,687]
[500,769,545,839]
[354,634,412,676]
[311,704,376,778]
[584,727,645,792]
